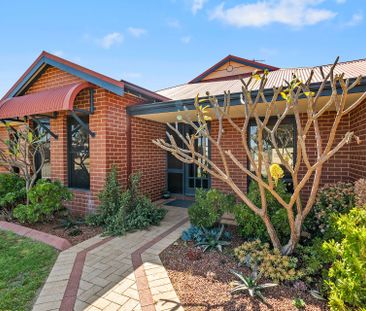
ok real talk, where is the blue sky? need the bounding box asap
[0,0,364,96]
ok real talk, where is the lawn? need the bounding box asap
[0,230,58,311]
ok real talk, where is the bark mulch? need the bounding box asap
[160,227,328,311]
[24,219,102,245]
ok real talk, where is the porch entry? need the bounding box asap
[167,124,210,196]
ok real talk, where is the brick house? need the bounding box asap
[0,52,365,214]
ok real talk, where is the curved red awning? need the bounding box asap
[0,82,94,119]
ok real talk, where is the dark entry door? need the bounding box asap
[184,126,210,195]
[167,124,210,196]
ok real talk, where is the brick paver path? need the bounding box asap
[32,205,189,311]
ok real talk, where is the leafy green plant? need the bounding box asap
[188,188,235,228]
[13,179,72,223]
[295,238,332,288]
[234,240,301,283]
[306,182,354,239]
[88,169,166,236]
[322,208,366,311]
[0,173,26,216]
[196,225,230,252]
[233,180,291,244]
[124,195,167,231]
[54,217,85,236]
[95,165,122,226]
[292,298,306,309]
[230,269,277,301]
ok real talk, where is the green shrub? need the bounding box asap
[88,168,166,236]
[124,195,167,231]
[13,179,72,223]
[306,182,354,239]
[88,166,122,227]
[0,173,26,211]
[322,208,366,311]
[295,238,332,288]
[188,188,235,228]
[234,240,301,283]
[233,180,291,243]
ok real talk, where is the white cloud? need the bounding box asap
[128,27,147,38]
[192,0,208,14]
[344,12,363,27]
[181,36,191,44]
[210,0,337,28]
[99,32,123,49]
[167,19,181,28]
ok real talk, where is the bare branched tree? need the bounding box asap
[153,58,366,255]
[0,123,47,205]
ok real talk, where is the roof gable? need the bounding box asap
[189,55,279,83]
[2,51,169,102]
[3,51,125,99]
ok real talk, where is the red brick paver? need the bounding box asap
[131,217,189,311]
[60,237,114,311]
[32,205,189,311]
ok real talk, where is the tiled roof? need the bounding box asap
[157,58,366,101]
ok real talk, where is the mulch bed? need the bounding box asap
[160,226,328,311]
[23,219,103,245]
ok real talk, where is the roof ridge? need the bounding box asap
[156,82,189,92]
[277,57,366,71]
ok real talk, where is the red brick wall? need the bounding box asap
[299,111,351,198]
[26,67,82,94]
[0,127,10,173]
[131,117,166,201]
[210,118,247,194]
[349,100,366,180]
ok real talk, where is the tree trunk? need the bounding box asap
[262,214,282,250]
[281,217,302,255]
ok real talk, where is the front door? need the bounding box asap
[184,125,210,195]
[167,124,210,196]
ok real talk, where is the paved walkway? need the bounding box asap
[32,205,189,311]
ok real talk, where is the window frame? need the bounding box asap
[67,115,90,190]
[35,118,51,180]
[246,115,297,190]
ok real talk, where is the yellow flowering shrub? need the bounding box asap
[234,240,302,283]
[270,164,284,185]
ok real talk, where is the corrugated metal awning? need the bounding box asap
[0,82,94,119]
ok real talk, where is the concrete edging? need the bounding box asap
[0,221,72,251]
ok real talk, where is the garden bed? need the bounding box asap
[22,219,103,245]
[160,226,328,311]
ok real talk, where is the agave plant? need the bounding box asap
[230,269,278,301]
[196,224,230,252]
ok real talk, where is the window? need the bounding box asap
[248,117,296,189]
[67,116,90,189]
[35,120,51,180]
